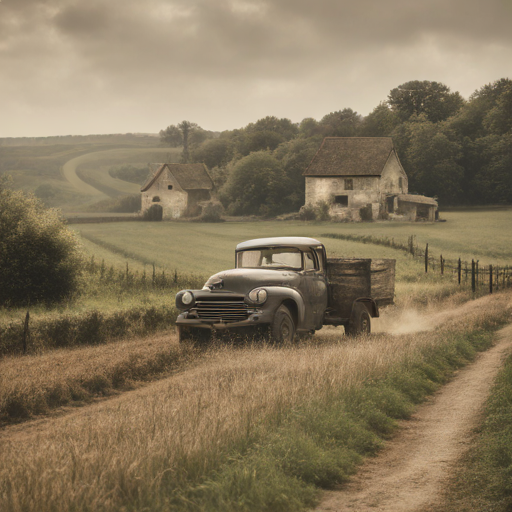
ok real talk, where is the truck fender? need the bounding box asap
[352,298,379,318]
[265,287,306,328]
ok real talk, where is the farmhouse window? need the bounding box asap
[399,178,403,190]
[168,185,173,190]
[344,179,353,190]
[334,195,349,207]
[152,196,161,202]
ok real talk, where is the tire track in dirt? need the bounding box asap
[315,323,512,512]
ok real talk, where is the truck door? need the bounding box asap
[302,249,328,330]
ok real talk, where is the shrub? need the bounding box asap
[0,177,83,306]
[299,201,332,221]
[299,204,316,221]
[200,202,224,222]
[315,200,331,221]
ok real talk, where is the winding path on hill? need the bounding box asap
[315,322,512,512]
[60,147,173,197]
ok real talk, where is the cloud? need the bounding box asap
[0,0,511,136]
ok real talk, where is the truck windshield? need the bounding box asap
[237,248,302,270]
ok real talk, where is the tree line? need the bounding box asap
[160,78,512,216]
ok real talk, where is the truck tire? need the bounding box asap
[177,326,211,346]
[345,303,371,336]
[270,305,296,344]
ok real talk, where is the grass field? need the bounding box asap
[75,210,512,270]
[1,212,512,510]
[0,293,509,511]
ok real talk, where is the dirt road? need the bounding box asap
[316,323,512,512]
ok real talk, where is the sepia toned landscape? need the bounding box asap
[2,0,512,510]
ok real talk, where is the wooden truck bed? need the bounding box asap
[326,258,395,318]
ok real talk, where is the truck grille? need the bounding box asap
[195,298,249,323]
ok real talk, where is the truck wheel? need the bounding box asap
[271,305,296,344]
[345,303,371,336]
[177,326,211,346]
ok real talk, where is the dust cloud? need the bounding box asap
[372,293,511,335]
[372,309,437,335]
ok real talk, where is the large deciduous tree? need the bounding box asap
[388,80,464,123]
[319,108,362,137]
[400,116,464,204]
[190,138,234,170]
[359,103,400,137]
[448,78,512,139]
[159,124,182,147]
[159,120,204,162]
[220,151,289,217]
[274,137,322,212]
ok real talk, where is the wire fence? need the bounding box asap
[322,233,512,294]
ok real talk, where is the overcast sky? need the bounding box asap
[1,0,511,137]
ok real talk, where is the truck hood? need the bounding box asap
[203,268,300,295]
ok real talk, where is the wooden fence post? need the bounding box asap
[472,260,476,293]
[490,264,493,294]
[22,311,30,354]
[458,258,462,285]
[425,244,429,273]
[440,255,444,275]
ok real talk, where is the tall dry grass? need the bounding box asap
[0,332,194,421]
[1,292,510,511]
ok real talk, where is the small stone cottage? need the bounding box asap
[303,137,437,221]
[141,163,214,219]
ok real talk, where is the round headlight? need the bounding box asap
[182,291,194,305]
[248,288,268,304]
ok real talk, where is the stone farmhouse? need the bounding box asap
[141,163,214,219]
[303,137,438,221]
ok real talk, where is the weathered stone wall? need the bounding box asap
[380,152,408,194]
[305,176,381,220]
[305,176,381,205]
[141,169,188,219]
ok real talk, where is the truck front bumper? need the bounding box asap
[176,308,275,331]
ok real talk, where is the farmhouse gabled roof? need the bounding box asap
[303,137,398,177]
[141,163,213,192]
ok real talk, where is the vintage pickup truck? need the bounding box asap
[175,237,395,344]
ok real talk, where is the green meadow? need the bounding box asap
[75,209,512,276]
[2,212,512,511]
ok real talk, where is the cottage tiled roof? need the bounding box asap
[397,194,438,206]
[141,163,213,192]
[303,137,396,177]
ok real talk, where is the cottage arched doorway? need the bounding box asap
[146,203,163,221]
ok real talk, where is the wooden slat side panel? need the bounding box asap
[327,259,372,317]
[371,259,395,306]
